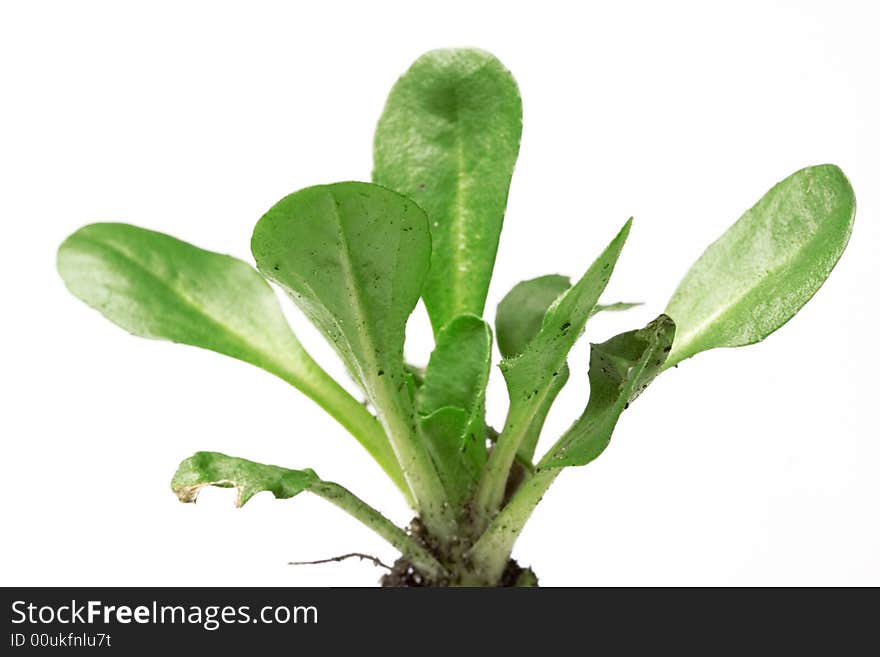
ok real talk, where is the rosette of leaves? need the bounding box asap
[58,48,855,586]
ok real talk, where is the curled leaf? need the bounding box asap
[172,451,448,578]
[540,314,676,469]
[172,451,317,507]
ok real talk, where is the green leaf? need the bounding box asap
[474,314,670,573]
[420,406,484,506]
[172,451,448,579]
[496,275,570,359]
[517,363,569,463]
[57,223,406,494]
[417,314,492,503]
[500,220,633,415]
[58,223,314,380]
[252,182,429,397]
[251,181,454,537]
[419,314,492,417]
[665,164,855,367]
[474,219,632,516]
[172,451,317,506]
[494,274,640,462]
[374,48,523,334]
[540,314,676,469]
[592,301,643,317]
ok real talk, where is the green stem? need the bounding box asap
[277,350,412,505]
[309,480,448,580]
[375,390,457,542]
[468,468,560,584]
[473,397,542,526]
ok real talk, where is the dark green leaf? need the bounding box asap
[419,314,492,416]
[494,274,640,462]
[374,48,523,333]
[540,314,675,469]
[500,220,632,416]
[496,275,570,359]
[665,164,855,367]
[474,220,632,516]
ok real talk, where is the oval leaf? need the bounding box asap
[374,48,523,333]
[665,164,855,367]
[57,222,406,494]
[58,222,308,379]
[252,182,429,399]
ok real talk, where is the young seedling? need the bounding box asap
[57,48,856,586]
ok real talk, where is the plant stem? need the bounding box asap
[308,480,448,580]
[473,394,546,526]
[468,468,560,584]
[374,391,458,542]
[276,350,412,504]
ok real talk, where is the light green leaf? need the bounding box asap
[665,164,855,367]
[58,223,314,379]
[57,223,405,494]
[374,48,523,334]
[540,314,676,469]
[417,315,492,503]
[474,220,632,516]
[172,451,317,506]
[251,181,453,537]
[172,451,448,578]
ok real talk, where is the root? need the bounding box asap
[289,552,393,571]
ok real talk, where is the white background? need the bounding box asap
[2,0,878,586]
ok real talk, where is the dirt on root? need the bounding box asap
[374,517,539,587]
[380,557,537,587]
